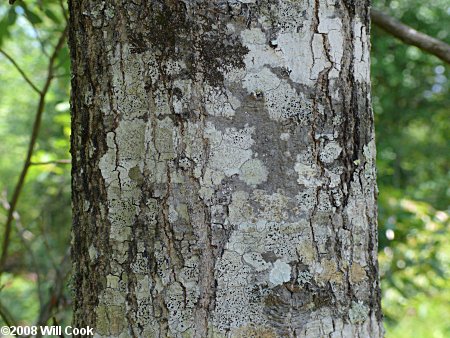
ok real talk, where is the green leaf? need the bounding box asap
[44,8,61,24]
[7,7,17,25]
[22,5,43,24]
[0,8,17,47]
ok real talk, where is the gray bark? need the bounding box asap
[69,1,383,337]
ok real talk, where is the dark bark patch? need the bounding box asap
[128,1,249,87]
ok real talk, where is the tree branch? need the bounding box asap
[0,26,68,278]
[0,193,44,308]
[34,250,70,337]
[0,300,18,327]
[30,159,71,166]
[59,0,69,23]
[371,8,450,64]
[0,48,42,94]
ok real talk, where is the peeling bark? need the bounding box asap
[69,1,383,337]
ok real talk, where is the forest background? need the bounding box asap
[0,1,448,337]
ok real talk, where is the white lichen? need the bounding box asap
[363,139,377,181]
[269,259,291,285]
[88,245,98,261]
[353,19,370,82]
[204,85,240,118]
[295,162,321,187]
[280,132,290,141]
[206,123,255,177]
[319,141,342,164]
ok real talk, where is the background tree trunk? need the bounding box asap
[69,0,383,337]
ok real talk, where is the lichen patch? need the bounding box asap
[269,260,291,286]
[239,158,268,186]
[319,141,342,164]
[295,162,321,187]
[350,263,367,284]
[348,301,369,324]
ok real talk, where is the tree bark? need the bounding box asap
[69,1,383,337]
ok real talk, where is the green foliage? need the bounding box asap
[0,7,17,47]
[0,0,71,327]
[0,273,40,325]
[373,0,450,336]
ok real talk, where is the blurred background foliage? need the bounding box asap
[373,0,449,337]
[0,0,448,336]
[0,0,72,330]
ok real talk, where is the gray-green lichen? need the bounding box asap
[349,301,370,324]
[239,158,268,186]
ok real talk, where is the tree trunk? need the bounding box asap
[69,1,383,337]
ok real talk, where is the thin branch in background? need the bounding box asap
[52,73,70,78]
[36,181,72,273]
[30,159,71,165]
[1,192,71,334]
[52,317,66,338]
[58,0,68,22]
[14,213,45,308]
[37,220,58,271]
[0,300,18,328]
[371,8,450,64]
[0,192,44,307]
[34,250,71,338]
[0,25,68,278]
[0,48,41,94]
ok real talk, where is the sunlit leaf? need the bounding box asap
[44,8,61,24]
[0,7,17,46]
[21,5,43,24]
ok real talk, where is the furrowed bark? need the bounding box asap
[69,1,383,337]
